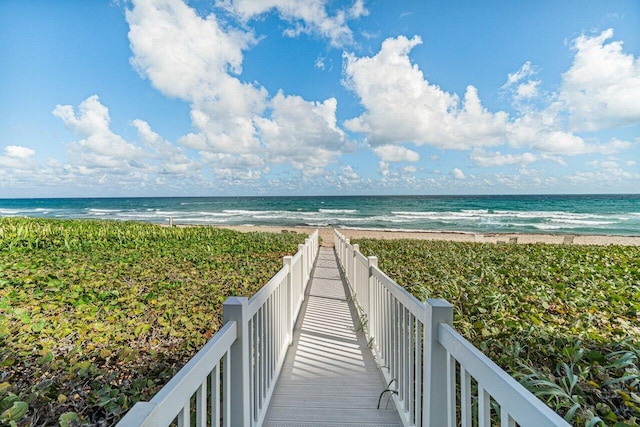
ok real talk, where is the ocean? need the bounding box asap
[1,194,639,236]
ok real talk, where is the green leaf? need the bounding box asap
[58,411,81,427]
[0,401,28,422]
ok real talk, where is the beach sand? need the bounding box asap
[217,225,640,247]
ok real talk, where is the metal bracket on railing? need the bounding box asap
[356,313,368,332]
[377,379,398,410]
[367,336,375,349]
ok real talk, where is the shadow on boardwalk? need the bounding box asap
[263,247,402,426]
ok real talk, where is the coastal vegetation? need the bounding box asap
[355,238,640,426]
[0,218,305,426]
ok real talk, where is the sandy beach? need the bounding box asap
[218,225,640,247]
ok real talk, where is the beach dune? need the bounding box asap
[218,225,640,247]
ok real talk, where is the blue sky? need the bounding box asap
[1,0,639,197]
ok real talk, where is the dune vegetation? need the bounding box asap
[355,238,640,426]
[0,218,306,426]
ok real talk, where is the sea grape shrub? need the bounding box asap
[0,218,305,426]
[355,238,640,426]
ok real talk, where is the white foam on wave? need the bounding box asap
[87,208,122,213]
[549,218,615,226]
[391,211,481,222]
[223,209,273,215]
[318,209,358,214]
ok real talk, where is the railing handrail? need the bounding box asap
[131,321,238,425]
[333,228,569,427]
[118,230,319,427]
[370,266,424,317]
[247,266,289,313]
[439,323,565,426]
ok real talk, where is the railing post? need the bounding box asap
[345,238,350,281]
[352,244,359,292]
[304,238,310,279]
[223,297,250,427]
[283,256,293,345]
[423,299,453,427]
[298,244,305,297]
[367,256,377,327]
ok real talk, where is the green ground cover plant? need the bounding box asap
[355,238,640,426]
[0,218,305,426]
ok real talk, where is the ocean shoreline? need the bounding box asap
[2,194,639,237]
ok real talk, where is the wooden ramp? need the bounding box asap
[263,248,402,426]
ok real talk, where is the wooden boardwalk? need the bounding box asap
[263,248,402,426]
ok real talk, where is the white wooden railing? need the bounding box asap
[334,229,569,427]
[118,231,320,427]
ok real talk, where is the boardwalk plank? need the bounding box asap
[263,248,402,425]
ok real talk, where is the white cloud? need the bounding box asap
[344,32,638,164]
[314,55,326,70]
[503,61,536,87]
[53,95,146,170]
[132,119,199,175]
[587,159,619,169]
[378,161,389,177]
[470,150,537,167]
[502,62,542,102]
[0,146,37,172]
[452,168,466,180]
[127,0,267,162]
[127,0,352,181]
[217,0,367,47]
[402,165,416,174]
[507,109,633,156]
[372,144,419,162]
[45,96,216,195]
[568,166,640,188]
[560,28,640,131]
[4,146,35,159]
[343,36,509,150]
[201,152,267,180]
[338,165,361,186]
[127,0,256,101]
[515,80,541,100]
[255,92,350,175]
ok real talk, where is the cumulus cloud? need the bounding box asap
[515,80,541,100]
[255,92,351,175]
[4,146,35,159]
[48,95,215,195]
[217,0,368,47]
[470,150,537,167]
[560,29,640,131]
[53,95,146,170]
[506,110,633,156]
[0,146,37,171]
[568,162,640,188]
[338,165,361,186]
[343,36,509,150]
[452,168,466,180]
[128,0,267,159]
[127,0,352,181]
[127,0,256,101]
[502,61,542,102]
[344,31,638,163]
[372,144,420,162]
[132,119,199,175]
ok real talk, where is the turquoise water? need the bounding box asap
[1,195,639,235]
